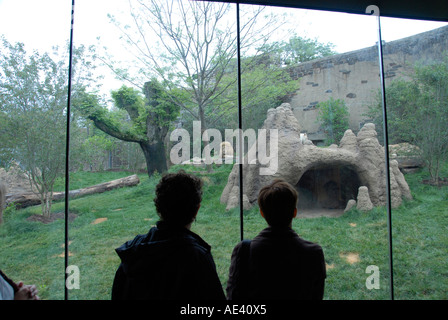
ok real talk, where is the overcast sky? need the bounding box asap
[1,0,447,97]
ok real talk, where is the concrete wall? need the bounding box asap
[286,25,448,143]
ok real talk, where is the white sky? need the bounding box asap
[0,0,447,97]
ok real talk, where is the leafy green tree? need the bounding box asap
[81,135,115,172]
[189,54,299,133]
[258,33,336,66]
[316,98,350,145]
[366,80,420,144]
[77,80,179,177]
[367,57,448,185]
[0,38,94,218]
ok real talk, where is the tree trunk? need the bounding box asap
[5,175,140,209]
[140,141,167,177]
[199,107,213,173]
[43,194,52,219]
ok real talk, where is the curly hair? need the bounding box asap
[153,170,203,227]
[257,179,298,228]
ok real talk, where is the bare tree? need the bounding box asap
[107,0,282,134]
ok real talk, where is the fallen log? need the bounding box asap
[5,174,140,209]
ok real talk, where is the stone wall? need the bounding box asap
[287,25,448,143]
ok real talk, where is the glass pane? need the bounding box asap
[380,17,448,299]
[0,0,71,300]
[234,4,395,300]
[69,0,238,299]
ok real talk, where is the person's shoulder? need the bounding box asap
[115,226,159,254]
[230,239,250,255]
[297,237,324,252]
[182,230,212,256]
[120,233,147,248]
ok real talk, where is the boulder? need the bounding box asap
[344,199,357,212]
[0,163,36,195]
[225,186,251,211]
[356,186,374,212]
[389,143,424,171]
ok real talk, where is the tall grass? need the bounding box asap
[0,164,446,300]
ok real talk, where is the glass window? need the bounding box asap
[237,5,392,300]
[381,17,448,300]
[0,0,446,302]
[0,0,72,300]
[70,0,239,299]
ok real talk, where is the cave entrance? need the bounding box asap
[296,164,361,218]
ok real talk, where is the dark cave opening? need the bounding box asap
[296,164,361,213]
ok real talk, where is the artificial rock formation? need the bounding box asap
[344,199,357,213]
[221,103,412,213]
[356,186,374,212]
[0,163,36,195]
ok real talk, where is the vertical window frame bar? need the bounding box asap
[375,12,395,300]
[64,0,76,301]
[236,1,244,241]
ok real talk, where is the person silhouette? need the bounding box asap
[112,170,225,300]
[227,179,326,300]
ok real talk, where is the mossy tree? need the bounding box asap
[77,80,179,177]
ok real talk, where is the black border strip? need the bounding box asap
[205,0,448,22]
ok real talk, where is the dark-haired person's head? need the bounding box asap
[153,170,203,228]
[257,179,298,228]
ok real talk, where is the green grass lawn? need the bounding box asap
[0,164,447,300]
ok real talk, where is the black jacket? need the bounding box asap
[226,226,326,300]
[111,221,225,300]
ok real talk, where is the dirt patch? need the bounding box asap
[56,251,74,258]
[422,177,448,187]
[61,241,73,248]
[297,209,345,219]
[339,252,360,264]
[91,217,107,225]
[26,212,78,224]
